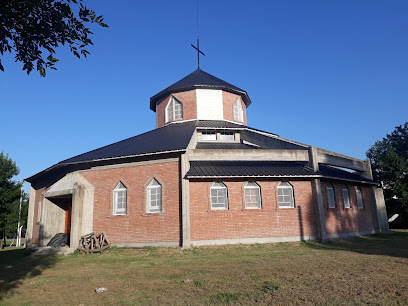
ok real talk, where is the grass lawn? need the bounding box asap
[1,231,407,305]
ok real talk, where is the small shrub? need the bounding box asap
[193,279,207,288]
[260,280,279,292]
[209,292,239,304]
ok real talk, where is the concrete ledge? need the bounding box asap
[32,246,75,256]
[191,235,316,246]
[326,230,375,239]
[112,241,180,248]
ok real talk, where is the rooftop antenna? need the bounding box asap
[191,0,205,69]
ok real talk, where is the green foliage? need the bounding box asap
[0,152,21,242]
[209,292,240,304]
[0,0,108,77]
[366,122,408,228]
[260,280,279,292]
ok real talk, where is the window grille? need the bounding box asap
[277,182,294,208]
[220,132,234,141]
[210,182,228,210]
[113,182,127,215]
[167,96,183,122]
[244,182,261,209]
[202,131,217,140]
[147,179,162,213]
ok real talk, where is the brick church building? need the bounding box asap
[26,68,389,249]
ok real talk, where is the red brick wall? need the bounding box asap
[189,180,317,241]
[155,90,248,128]
[321,181,376,235]
[156,90,197,128]
[222,91,247,125]
[80,161,180,244]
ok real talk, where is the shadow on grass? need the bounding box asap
[0,248,59,301]
[303,230,408,259]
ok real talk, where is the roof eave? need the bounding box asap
[186,174,378,185]
[26,149,186,183]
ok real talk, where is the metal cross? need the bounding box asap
[191,39,205,69]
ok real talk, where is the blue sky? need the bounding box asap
[1,0,407,192]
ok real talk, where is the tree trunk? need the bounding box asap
[2,228,6,249]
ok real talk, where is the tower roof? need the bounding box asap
[150,68,251,111]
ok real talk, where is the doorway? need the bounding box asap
[48,194,73,246]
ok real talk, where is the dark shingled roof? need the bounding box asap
[186,161,377,184]
[47,120,282,166]
[195,142,262,150]
[150,69,251,111]
[59,121,197,165]
[51,120,301,166]
[319,165,376,184]
[186,161,317,178]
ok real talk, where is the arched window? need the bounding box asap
[113,182,127,215]
[326,183,336,208]
[166,96,183,122]
[210,182,228,210]
[277,182,294,208]
[342,185,350,208]
[356,187,364,209]
[244,182,261,209]
[233,98,243,122]
[147,179,162,213]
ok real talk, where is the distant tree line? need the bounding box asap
[367,122,408,228]
[0,152,29,247]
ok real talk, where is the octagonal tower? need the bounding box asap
[150,69,252,128]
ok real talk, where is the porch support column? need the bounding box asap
[25,187,36,248]
[309,146,327,242]
[181,153,191,248]
[363,160,389,233]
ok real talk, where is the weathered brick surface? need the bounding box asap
[155,90,247,128]
[321,181,375,234]
[80,161,180,244]
[189,180,317,241]
[222,91,247,125]
[156,90,197,128]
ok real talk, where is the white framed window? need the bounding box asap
[244,182,261,209]
[220,132,234,141]
[113,182,127,215]
[166,96,183,122]
[278,182,294,208]
[202,131,216,140]
[233,98,243,122]
[342,185,351,208]
[147,178,162,213]
[210,182,228,210]
[326,183,336,208]
[356,187,364,209]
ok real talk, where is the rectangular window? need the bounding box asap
[327,186,336,208]
[356,188,364,209]
[278,182,294,208]
[210,186,228,209]
[113,190,127,215]
[202,131,216,140]
[149,187,162,212]
[113,182,127,215]
[342,187,350,208]
[147,179,162,213]
[220,132,234,141]
[245,188,261,209]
